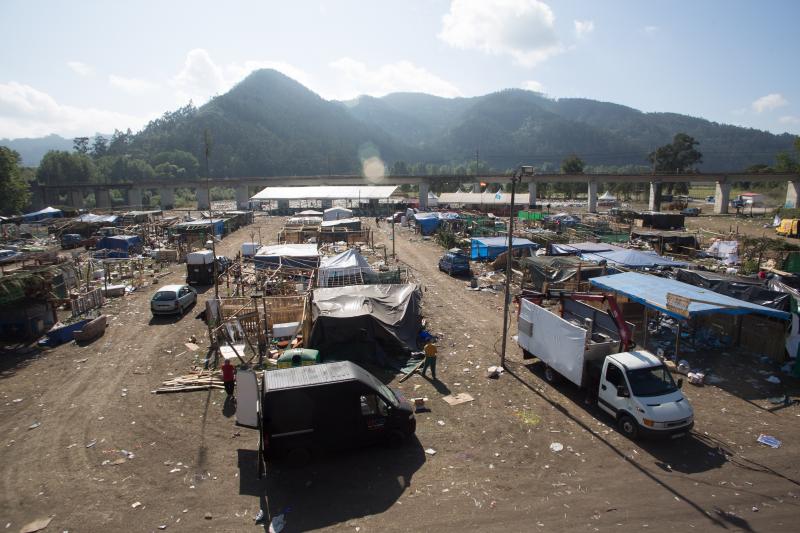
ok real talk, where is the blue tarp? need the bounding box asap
[95,235,142,258]
[580,249,687,269]
[414,212,440,235]
[22,206,63,222]
[471,237,538,261]
[590,272,791,320]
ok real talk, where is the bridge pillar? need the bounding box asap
[28,186,45,210]
[320,199,333,210]
[587,180,598,213]
[128,187,143,208]
[527,182,537,208]
[95,188,111,209]
[786,181,800,209]
[196,188,210,210]
[43,188,60,207]
[418,181,429,210]
[277,200,290,213]
[235,185,250,210]
[69,189,85,209]
[159,188,175,209]
[648,182,662,211]
[715,181,731,214]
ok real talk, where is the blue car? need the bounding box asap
[438,249,470,276]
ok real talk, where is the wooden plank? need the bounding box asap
[399,359,424,383]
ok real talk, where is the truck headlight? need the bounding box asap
[642,418,654,427]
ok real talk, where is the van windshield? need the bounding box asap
[626,365,678,397]
[373,381,399,407]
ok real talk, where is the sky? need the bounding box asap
[1,0,798,139]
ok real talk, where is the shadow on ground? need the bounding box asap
[238,438,425,531]
[0,344,42,381]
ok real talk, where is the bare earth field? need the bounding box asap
[1,214,799,532]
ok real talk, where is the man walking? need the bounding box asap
[221,359,236,400]
[420,340,438,380]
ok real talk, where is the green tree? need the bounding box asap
[151,150,199,179]
[648,133,703,173]
[91,135,108,158]
[0,147,31,215]
[37,150,98,185]
[561,154,585,174]
[73,137,90,154]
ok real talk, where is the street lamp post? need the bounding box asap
[500,165,535,368]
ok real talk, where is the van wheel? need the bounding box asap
[618,415,639,439]
[287,447,311,466]
[544,365,558,384]
[385,429,407,448]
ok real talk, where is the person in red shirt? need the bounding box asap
[221,359,236,399]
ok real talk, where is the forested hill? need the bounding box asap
[342,90,797,171]
[4,69,797,174]
[0,134,73,166]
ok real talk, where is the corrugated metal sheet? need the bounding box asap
[264,361,373,391]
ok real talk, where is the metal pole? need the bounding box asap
[204,130,219,300]
[500,170,519,368]
[392,217,395,260]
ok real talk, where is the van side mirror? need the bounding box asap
[677,378,683,389]
[617,385,629,398]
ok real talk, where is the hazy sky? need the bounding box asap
[1,0,798,138]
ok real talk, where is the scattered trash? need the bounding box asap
[550,442,564,452]
[677,360,691,375]
[412,397,429,412]
[486,366,504,379]
[687,372,705,386]
[131,501,142,509]
[515,411,541,426]
[757,434,781,448]
[158,525,167,530]
[204,512,213,520]
[766,375,781,384]
[12,398,22,403]
[768,395,789,405]
[86,440,97,448]
[19,517,53,533]
[436,420,445,426]
[28,422,41,430]
[442,393,474,406]
[255,509,265,524]
[269,513,285,533]
[425,448,437,456]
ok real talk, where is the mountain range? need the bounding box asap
[2,69,796,173]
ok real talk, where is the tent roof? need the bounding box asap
[320,217,360,227]
[312,284,419,321]
[255,243,319,257]
[76,213,120,224]
[590,272,790,320]
[251,186,397,201]
[319,248,371,270]
[581,249,687,268]
[599,191,617,200]
[437,191,531,205]
[296,210,324,215]
[472,236,536,247]
[23,206,62,217]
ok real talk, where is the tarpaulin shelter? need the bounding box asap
[173,218,225,236]
[414,212,441,235]
[22,206,63,222]
[323,207,353,221]
[590,272,791,320]
[75,213,121,225]
[296,210,323,216]
[471,237,538,261]
[580,249,688,269]
[254,244,320,270]
[675,269,790,312]
[309,284,422,369]
[320,217,362,230]
[521,255,617,292]
[95,235,142,258]
[317,248,375,287]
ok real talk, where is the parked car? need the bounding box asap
[150,284,197,316]
[438,249,470,276]
[0,249,22,264]
[705,195,715,204]
[681,207,701,217]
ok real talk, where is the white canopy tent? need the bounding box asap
[250,186,398,201]
[317,248,375,287]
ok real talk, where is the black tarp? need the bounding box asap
[675,269,791,311]
[309,284,422,370]
[521,256,617,291]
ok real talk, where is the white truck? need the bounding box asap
[517,294,694,439]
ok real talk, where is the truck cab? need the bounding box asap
[597,351,694,439]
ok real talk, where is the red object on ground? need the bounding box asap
[221,362,235,382]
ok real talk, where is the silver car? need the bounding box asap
[151,284,197,316]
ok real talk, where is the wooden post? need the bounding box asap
[675,322,681,359]
[642,307,648,349]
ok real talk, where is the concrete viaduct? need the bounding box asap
[30,171,800,213]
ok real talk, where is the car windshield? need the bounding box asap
[152,291,177,301]
[626,366,678,397]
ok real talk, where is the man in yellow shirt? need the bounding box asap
[421,341,438,380]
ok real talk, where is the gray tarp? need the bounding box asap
[309,284,422,369]
[676,269,791,312]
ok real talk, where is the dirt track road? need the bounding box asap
[1,216,799,532]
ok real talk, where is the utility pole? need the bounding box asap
[500,166,534,368]
[204,129,219,300]
[392,217,395,260]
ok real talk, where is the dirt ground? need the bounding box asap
[2,214,800,532]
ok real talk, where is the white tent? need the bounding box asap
[599,191,617,201]
[427,191,439,207]
[317,248,374,287]
[323,206,354,221]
